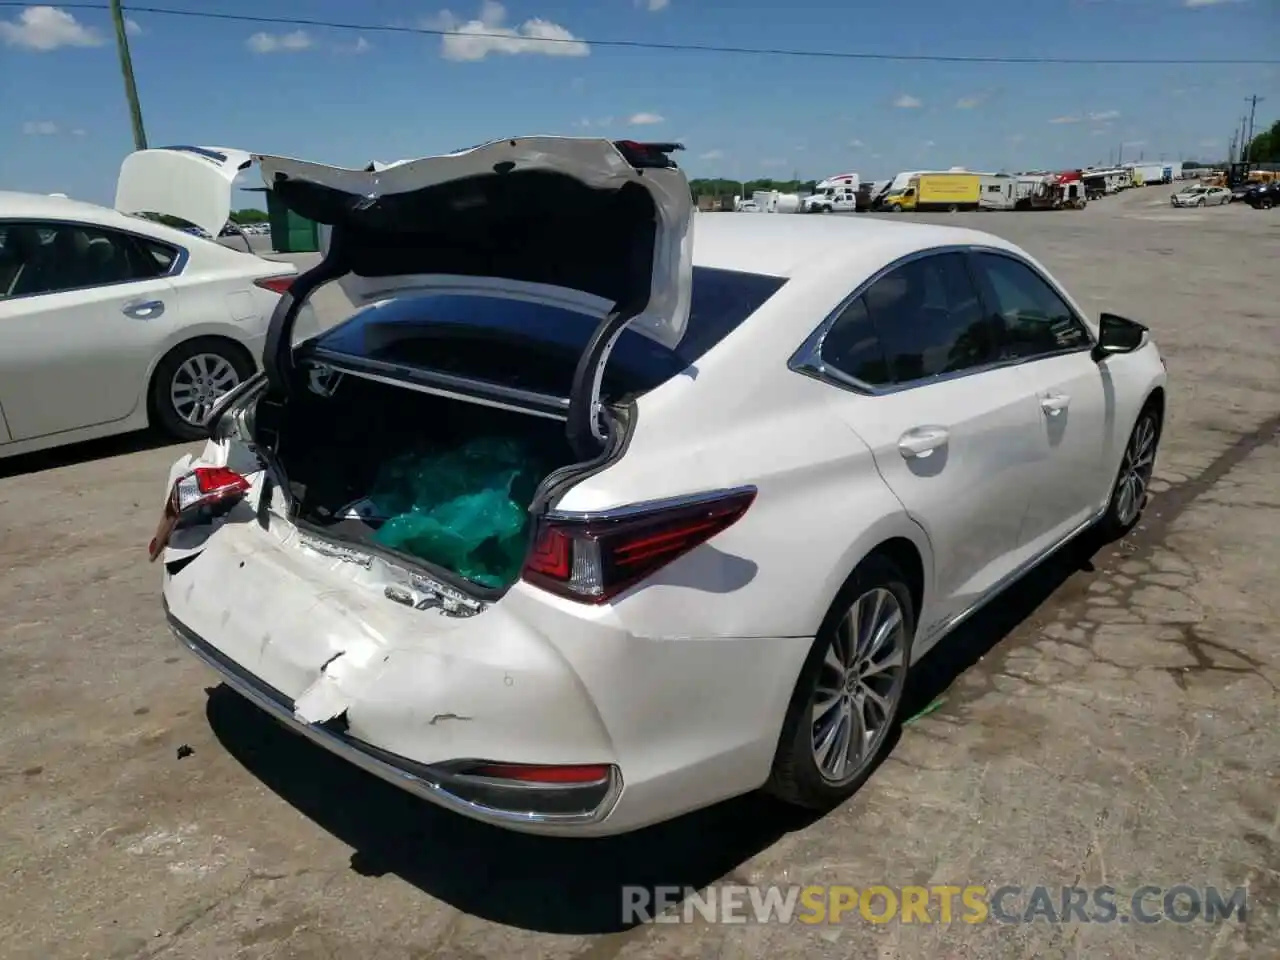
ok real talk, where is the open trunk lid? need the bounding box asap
[114,145,251,238]
[254,137,694,350]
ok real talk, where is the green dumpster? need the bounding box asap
[245,187,321,254]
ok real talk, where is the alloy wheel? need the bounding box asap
[810,587,908,784]
[170,353,241,427]
[1114,414,1157,527]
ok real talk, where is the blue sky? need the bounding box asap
[1,0,1276,206]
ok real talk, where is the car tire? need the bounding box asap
[1094,403,1161,542]
[150,337,256,441]
[765,555,915,810]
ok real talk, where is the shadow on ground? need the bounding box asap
[205,533,1105,935]
[0,429,180,480]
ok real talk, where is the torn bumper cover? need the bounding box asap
[165,605,622,828]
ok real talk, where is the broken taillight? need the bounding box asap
[253,275,295,295]
[148,466,251,561]
[521,488,756,604]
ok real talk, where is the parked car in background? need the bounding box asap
[1170,185,1231,207]
[157,136,1168,839]
[0,146,301,459]
[1243,182,1278,210]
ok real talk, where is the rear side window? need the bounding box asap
[819,296,892,387]
[311,266,787,399]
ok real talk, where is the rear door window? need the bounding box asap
[860,252,997,384]
[310,266,788,399]
[1,221,172,298]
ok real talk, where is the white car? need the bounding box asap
[1170,185,1230,207]
[156,137,1166,837]
[0,146,298,457]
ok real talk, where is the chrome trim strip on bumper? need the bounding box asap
[165,604,622,830]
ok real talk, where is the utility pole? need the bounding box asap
[1242,95,1264,163]
[109,0,147,151]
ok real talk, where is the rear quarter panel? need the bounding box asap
[556,267,934,643]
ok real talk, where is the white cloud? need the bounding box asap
[1,6,104,50]
[640,0,670,9]
[1123,140,1146,148]
[699,149,724,160]
[1088,110,1120,121]
[1049,115,1081,124]
[125,17,141,36]
[1090,128,1107,136]
[426,2,589,61]
[955,95,985,109]
[1183,0,1243,6]
[71,127,86,136]
[1008,133,1026,143]
[246,30,314,53]
[335,36,372,54]
[23,120,59,135]
[922,139,936,147]
[893,94,922,109]
[627,112,664,125]
[849,139,864,148]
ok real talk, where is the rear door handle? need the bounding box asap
[898,426,950,459]
[1040,392,1070,416]
[122,299,165,320]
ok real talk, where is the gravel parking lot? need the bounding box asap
[2,187,1277,959]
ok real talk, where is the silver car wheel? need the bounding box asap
[811,587,907,784]
[170,353,241,427]
[1114,414,1157,527]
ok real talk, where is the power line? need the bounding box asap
[2,1,1277,65]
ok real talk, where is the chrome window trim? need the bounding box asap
[0,216,189,304]
[545,484,758,522]
[787,243,1097,398]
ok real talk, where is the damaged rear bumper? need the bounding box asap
[166,603,623,832]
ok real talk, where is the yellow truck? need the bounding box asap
[880,173,982,212]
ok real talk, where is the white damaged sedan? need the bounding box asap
[156,137,1167,836]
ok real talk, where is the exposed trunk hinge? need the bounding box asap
[262,227,350,397]
[565,299,645,461]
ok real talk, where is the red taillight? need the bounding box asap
[148,466,251,561]
[253,275,294,294]
[522,488,755,604]
[176,466,251,510]
[469,763,611,784]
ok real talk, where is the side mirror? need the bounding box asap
[1092,312,1147,362]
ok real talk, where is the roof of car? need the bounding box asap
[690,212,1017,279]
[0,190,135,226]
[0,189,215,249]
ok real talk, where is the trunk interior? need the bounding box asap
[264,372,580,591]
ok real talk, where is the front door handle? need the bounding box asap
[122,299,165,320]
[898,426,950,459]
[1040,392,1070,416]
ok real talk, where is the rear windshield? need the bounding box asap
[307,266,788,401]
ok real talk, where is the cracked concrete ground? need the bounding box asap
[1,187,1277,958]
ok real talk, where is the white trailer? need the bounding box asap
[751,190,802,213]
[978,175,1019,210]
